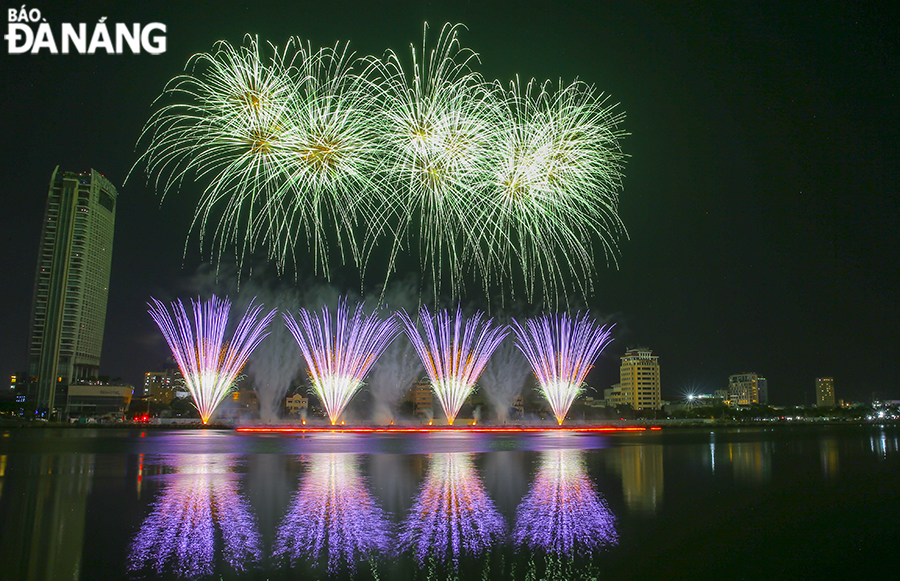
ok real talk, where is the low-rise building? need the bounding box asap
[285,393,308,415]
[410,378,432,418]
[65,383,133,418]
[144,369,182,405]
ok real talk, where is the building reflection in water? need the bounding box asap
[514,448,617,555]
[0,454,94,580]
[274,453,391,574]
[819,438,840,479]
[128,454,262,578]
[727,442,772,484]
[870,429,899,459]
[607,444,664,515]
[399,453,505,565]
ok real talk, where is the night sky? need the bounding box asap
[2,0,897,405]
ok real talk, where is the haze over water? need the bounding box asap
[0,425,897,580]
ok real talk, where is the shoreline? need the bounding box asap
[2,417,897,430]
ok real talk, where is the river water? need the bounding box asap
[0,424,897,580]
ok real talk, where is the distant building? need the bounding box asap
[285,393,308,415]
[512,394,524,417]
[604,384,621,406]
[410,378,433,418]
[8,375,22,399]
[606,347,661,410]
[726,373,764,406]
[144,369,182,405]
[757,377,769,405]
[28,168,117,415]
[220,389,259,420]
[65,383,133,418]
[816,377,835,407]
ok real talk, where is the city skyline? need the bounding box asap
[1,1,898,405]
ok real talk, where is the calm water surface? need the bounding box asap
[0,425,897,580]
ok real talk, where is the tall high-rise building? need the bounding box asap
[757,376,769,405]
[607,347,661,410]
[816,377,835,407]
[727,373,764,406]
[28,168,117,414]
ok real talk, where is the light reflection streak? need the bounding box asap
[870,430,898,459]
[399,453,505,565]
[819,439,839,479]
[274,454,391,574]
[514,449,617,555]
[128,455,262,578]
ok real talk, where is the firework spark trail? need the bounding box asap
[274,454,392,574]
[148,295,275,424]
[400,306,508,425]
[284,299,400,424]
[374,22,500,298]
[399,453,505,565]
[134,37,300,274]
[475,77,627,303]
[128,455,263,578]
[513,449,617,555]
[512,312,614,424]
[275,41,391,278]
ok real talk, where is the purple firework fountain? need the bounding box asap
[400,306,508,425]
[284,299,400,425]
[148,295,275,424]
[512,312,614,424]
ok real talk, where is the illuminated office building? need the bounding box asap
[726,373,764,406]
[143,369,181,405]
[816,377,835,407]
[28,168,117,414]
[608,347,661,411]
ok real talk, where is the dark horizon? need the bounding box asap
[2,0,898,406]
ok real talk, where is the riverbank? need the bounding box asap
[2,416,898,430]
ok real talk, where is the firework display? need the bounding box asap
[512,312,614,424]
[513,449,617,555]
[129,455,262,578]
[148,295,275,424]
[284,299,400,424]
[399,453,505,564]
[479,77,626,300]
[134,24,626,305]
[274,454,392,574]
[374,23,500,297]
[400,306,508,425]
